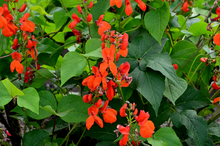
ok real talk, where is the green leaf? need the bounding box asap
[0,82,12,106]
[175,86,211,110]
[59,0,81,8]
[171,110,208,146]
[119,33,167,71]
[29,17,49,26]
[23,129,49,146]
[164,77,187,105]
[31,6,51,15]
[84,38,102,59]
[2,78,24,98]
[130,67,165,115]
[144,2,170,44]
[57,95,90,123]
[31,69,55,88]
[143,52,178,84]
[85,123,117,141]
[91,0,110,21]
[208,122,220,138]
[17,87,39,115]
[83,48,102,58]
[53,11,68,29]
[170,40,200,72]
[188,21,212,36]
[154,127,182,146]
[147,137,165,146]
[0,32,9,56]
[26,90,57,119]
[61,52,87,86]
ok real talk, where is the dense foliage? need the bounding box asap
[0,0,220,146]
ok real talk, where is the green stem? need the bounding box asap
[187,62,203,84]
[118,85,125,103]
[210,89,220,100]
[76,127,86,146]
[187,54,202,81]
[59,123,77,146]
[138,91,145,105]
[172,0,184,12]
[207,107,220,124]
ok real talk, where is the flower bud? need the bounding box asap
[87,13,92,22]
[77,4,82,14]
[19,3,26,12]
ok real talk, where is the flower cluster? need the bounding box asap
[80,21,132,129]
[68,1,94,43]
[116,103,155,146]
[0,2,39,83]
[110,0,146,16]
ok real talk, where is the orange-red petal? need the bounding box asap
[98,21,111,36]
[214,33,220,46]
[139,120,155,138]
[86,115,94,130]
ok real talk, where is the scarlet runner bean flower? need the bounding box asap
[213,97,220,104]
[110,0,122,8]
[10,52,24,74]
[20,13,35,32]
[182,2,189,12]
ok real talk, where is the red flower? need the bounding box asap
[82,66,108,91]
[182,2,189,12]
[106,80,116,100]
[213,97,220,104]
[10,52,24,74]
[100,46,117,76]
[86,106,103,130]
[139,120,155,138]
[136,110,150,126]
[125,0,133,16]
[172,64,178,70]
[20,13,35,32]
[212,82,220,90]
[77,4,82,14]
[137,0,146,11]
[98,21,111,36]
[110,0,122,8]
[24,67,34,83]
[200,57,207,62]
[68,13,81,29]
[117,125,130,146]
[87,13,92,22]
[0,7,7,29]
[214,33,220,46]
[26,36,38,60]
[19,3,26,12]
[11,38,18,50]
[101,100,117,123]
[216,7,220,15]
[119,103,127,117]
[89,1,93,9]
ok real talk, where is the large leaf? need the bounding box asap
[91,0,110,21]
[61,52,87,86]
[84,38,102,59]
[23,129,49,146]
[53,10,68,29]
[170,41,200,72]
[0,82,12,106]
[119,33,167,71]
[175,86,211,110]
[143,52,178,84]
[57,95,90,123]
[144,2,170,43]
[188,21,212,36]
[26,91,57,119]
[17,87,39,115]
[130,67,165,115]
[163,77,187,105]
[171,110,208,146]
[208,122,220,138]
[2,78,24,98]
[153,127,182,146]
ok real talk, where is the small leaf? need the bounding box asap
[164,77,187,105]
[2,78,24,98]
[171,110,208,146]
[61,52,87,86]
[23,129,49,146]
[91,0,110,21]
[144,2,170,44]
[53,11,68,29]
[17,87,39,115]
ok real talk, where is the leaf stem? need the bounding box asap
[207,107,220,124]
[76,127,86,146]
[59,123,77,146]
